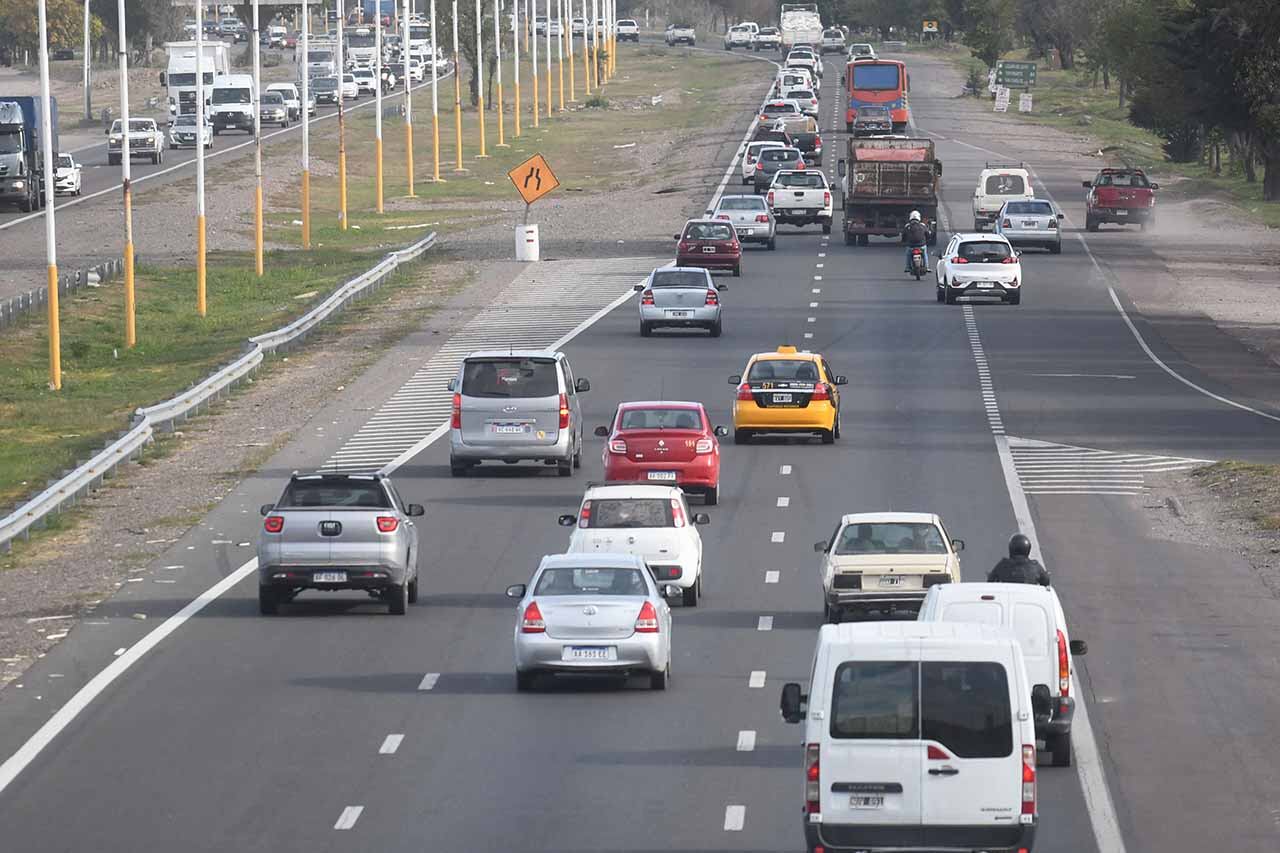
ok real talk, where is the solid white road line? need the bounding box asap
[417,672,440,691]
[757,616,774,631]
[723,804,746,831]
[770,531,785,543]
[776,496,790,507]
[765,570,780,584]
[334,805,364,830]
[379,734,404,755]
[736,730,757,752]
[748,670,766,688]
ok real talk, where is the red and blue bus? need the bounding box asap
[845,59,910,133]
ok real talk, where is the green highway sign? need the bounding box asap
[995,61,1037,88]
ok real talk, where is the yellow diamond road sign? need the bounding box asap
[508,154,560,206]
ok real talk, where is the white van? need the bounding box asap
[780,622,1038,853]
[917,582,1088,767]
[972,163,1035,231]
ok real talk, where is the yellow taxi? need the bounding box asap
[728,345,847,444]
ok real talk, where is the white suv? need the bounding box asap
[559,484,709,607]
[972,163,1034,231]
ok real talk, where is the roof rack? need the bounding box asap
[985,162,1026,170]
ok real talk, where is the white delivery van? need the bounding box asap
[917,582,1088,767]
[972,163,1035,231]
[780,621,1038,853]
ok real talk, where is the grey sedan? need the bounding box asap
[712,194,776,249]
[508,553,676,690]
[636,266,727,337]
[754,146,807,193]
[994,198,1064,253]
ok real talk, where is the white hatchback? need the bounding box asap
[935,233,1024,305]
[560,483,709,607]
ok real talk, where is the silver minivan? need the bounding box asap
[448,349,590,477]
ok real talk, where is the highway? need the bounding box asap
[2,44,1280,853]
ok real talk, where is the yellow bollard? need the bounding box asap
[123,184,135,348]
[196,214,207,317]
[254,183,264,276]
[376,137,384,212]
[301,170,311,247]
[497,82,507,145]
[338,146,348,230]
[47,264,61,390]
[406,122,415,196]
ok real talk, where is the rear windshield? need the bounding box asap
[761,148,800,163]
[825,29,844,37]
[683,222,734,241]
[760,27,778,35]
[461,358,559,398]
[651,269,709,288]
[278,479,390,508]
[314,79,337,90]
[262,93,284,104]
[747,359,819,382]
[957,241,1013,262]
[534,567,648,596]
[763,103,799,116]
[1096,172,1149,187]
[831,661,918,739]
[857,106,891,119]
[789,90,815,100]
[1005,201,1053,215]
[618,408,702,430]
[853,64,900,90]
[583,498,673,528]
[984,174,1027,194]
[718,197,767,211]
[775,172,826,189]
[922,662,1013,758]
[835,522,947,555]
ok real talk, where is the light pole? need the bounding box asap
[555,0,563,111]
[512,0,521,135]
[530,0,539,126]
[375,0,383,211]
[451,0,466,171]
[252,0,264,274]
[474,0,486,156]
[196,0,207,316]
[580,0,589,95]
[403,0,415,194]
[543,0,550,118]
[590,0,598,90]
[337,0,348,229]
[494,0,506,145]
[565,0,574,102]
[116,0,135,347]
[38,0,61,388]
[430,0,443,181]
[82,0,91,122]
[301,0,311,245]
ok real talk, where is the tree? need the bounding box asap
[0,0,86,60]
[963,0,1016,68]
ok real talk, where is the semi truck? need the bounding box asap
[836,137,941,246]
[780,3,823,49]
[305,38,339,79]
[161,41,231,117]
[0,96,58,212]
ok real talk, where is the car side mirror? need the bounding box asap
[407,504,425,517]
[780,682,807,723]
[593,425,610,437]
[1057,213,1065,220]
[692,512,710,525]
[833,375,848,386]
[633,283,644,291]
[935,161,943,176]
[259,504,275,516]
[1081,181,1092,188]
[1149,182,1159,190]
[673,234,681,240]
[950,539,965,552]
[662,583,683,599]
[713,425,729,437]
[505,583,527,599]
[558,514,577,527]
[1031,683,1052,715]
[1069,639,1088,656]
[446,378,455,391]
[728,374,742,384]
[575,378,591,393]
[813,540,828,553]
[716,283,728,291]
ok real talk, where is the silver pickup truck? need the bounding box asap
[257,473,423,615]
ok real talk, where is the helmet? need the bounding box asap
[1008,533,1032,558]
[909,210,922,222]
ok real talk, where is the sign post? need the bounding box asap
[507,152,560,261]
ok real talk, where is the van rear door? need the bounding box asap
[459,356,562,447]
[1011,600,1055,695]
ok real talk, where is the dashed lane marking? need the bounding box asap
[737,731,757,751]
[962,306,1004,436]
[724,804,746,831]
[1008,436,1212,496]
[757,616,774,631]
[417,672,440,691]
[776,496,790,507]
[765,570,780,584]
[748,670,766,688]
[770,531,785,543]
[779,465,792,475]
[379,734,404,755]
[334,806,364,830]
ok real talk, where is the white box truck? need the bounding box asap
[161,41,231,118]
[780,3,823,49]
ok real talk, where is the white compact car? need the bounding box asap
[972,163,1035,231]
[814,512,962,621]
[53,153,81,196]
[994,197,1064,254]
[780,621,1039,853]
[742,140,786,184]
[266,82,302,120]
[560,483,709,607]
[936,233,1024,305]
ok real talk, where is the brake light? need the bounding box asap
[1057,630,1070,696]
[634,600,659,632]
[755,214,770,223]
[1021,744,1037,816]
[715,213,731,220]
[796,160,806,170]
[952,256,969,264]
[767,191,774,206]
[641,290,654,305]
[450,392,461,429]
[804,742,821,814]
[1002,218,1012,228]
[695,438,714,454]
[811,382,830,401]
[376,516,400,533]
[577,500,591,528]
[520,601,546,633]
[559,393,570,429]
[1001,256,1018,264]
[609,438,627,454]
[263,515,284,533]
[736,383,754,401]
[670,498,686,528]
[814,134,822,147]
[823,191,831,206]
[705,289,719,306]
[678,242,691,253]
[1047,218,1058,229]
[756,160,764,170]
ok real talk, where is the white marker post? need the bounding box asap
[37,0,61,388]
[195,0,207,315]
[116,0,135,347]
[375,0,383,210]
[251,0,264,273]
[494,0,506,144]
[474,0,486,156]
[543,0,551,117]
[337,0,348,229]
[301,0,311,243]
[403,0,415,193]
[512,0,521,135]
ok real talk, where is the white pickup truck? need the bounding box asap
[107,117,165,165]
[766,169,833,234]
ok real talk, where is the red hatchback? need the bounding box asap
[675,219,743,277]
[595,401,729,504]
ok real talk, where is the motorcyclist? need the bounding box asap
[902,210,930,273]
[987,533,1051,586]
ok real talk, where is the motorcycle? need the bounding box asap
[909,247,926,280]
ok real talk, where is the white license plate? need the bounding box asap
[850,795,885,809]
[565,646,617,661]
[647,471,678,482]
[1115,209,1128,216]
[878,575,904,586]
[976,282,995,289]
[313,571,347,583]
[1022,220,1038,227]
[702,246,716,253]
[491,424,527,434]
[666,310,690,318]
[772,393,793,403]
[736,227,754,236]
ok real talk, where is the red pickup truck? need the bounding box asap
[1082,168,1159,231]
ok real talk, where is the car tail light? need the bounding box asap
[1021,744,1037,816]
[678,242,691,253]
[766,191,774,206]
[450,392,461,429]
[641,290,655,305]
[736,383,754,401]
[376,516,400,533]
[670,498,686,528]
[796,160,806,170]
[705,289,719,306]
[823,191,831,207]
[559,393,570,429]
[755,214,770,223]
[634,600,659,632]
[578,500,591,528]
[609,439,627,454]
[952,256,969,264]
[715,213,731,220]
[1001,256,1019,264]
[811,382,830,401]
[1047,218,1058,229]
[804,742,821,814]
[1002,218,1012,228]
[756,161,764,170]
[695,438,714,454]
[814,134,822,147]
[263,515,284,533]
[520,601,546,633]
[1057,630,1070,696]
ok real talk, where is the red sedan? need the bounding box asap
[595,401,728,504]
[674,219,742,277]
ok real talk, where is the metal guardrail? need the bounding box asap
[0,232,437,552]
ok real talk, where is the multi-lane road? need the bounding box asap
[2,44,1279,853]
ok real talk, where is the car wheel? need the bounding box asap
[844,229,854,246]
[709,318,722,338]
[767,236,776,250]
[732,263,741,277]
[1086,215,1099,232]
[387,582,408,614]
[108,154,120,166]
[639,321,651,337]
[972,219,983,232]
[945,287,957,305]
[822,220,832,235]
[1008,291,1021,305]
[833,410,842,439]
[258,586,279,615]
[682,580,698,608]
[516,669,537,691]
[704,484,719,505]
[859,234,870,246]
[733,429,752,445]
[936,285,945,303]
[449,458,470,477]
[649,661,670,690]
[1049,241,1062,254]
[821,427,835,445]
[557,457,572,477]
[1048,732,1072,767]
[823,601,836,623]
[407,573,419,604]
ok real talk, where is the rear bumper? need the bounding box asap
[450,429,572,463]
[515,632,666,672]
[0,179,30,201]
[946,279,1020,300]
[603,455,719,490]
[1089,206,1153,223]
[675,252,739,271]
[734,403,836,433]
[774,209,831,225]
[807,820,1036,852]
[258,563,409,589]
[639,304,721,327]
[1002,229,1060,246]
[825,589,928,608]
[1036,695,1075,736]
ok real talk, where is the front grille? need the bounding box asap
[833,574,862,590]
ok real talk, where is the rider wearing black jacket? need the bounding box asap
[988,533,1051,586]
[902,210,930,272]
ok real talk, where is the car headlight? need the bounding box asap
[109,135,121,143]
[13,180,25,189]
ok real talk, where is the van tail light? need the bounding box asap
[559,393,570,429]
[766,191,775,206]
[823,191,831,207]
[705,289,719,306]
[952,256,969,264]
[804,742,821,814]
[814,133,822,147]
[736,383,754,401]
[1001,256,1019,264]
[1002,218,1012,228]
[640,290,655,305]
[450,392,461,428]
[756,160,764,170]
[609,439,627,454]
[577,500,591,528]
[1057,630,1071,696]
[810,382,830,401]
[263,515,285,533]
[755,214,770,223]
[376,516,400,533]
[670,498,686,528]
[634,600,659,632]
[1021,744,1037,816]
[695,438,714,454]
[520,601,546,633]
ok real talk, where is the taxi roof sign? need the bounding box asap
[507,153,560,206]
[777,345,798,353]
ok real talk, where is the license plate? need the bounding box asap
[850,795,885,809]
[736,227,753,236]
[772,393,793,403]
[878,575,904,586]
[666,310,690,318]
[647,471,678,482]
[491,424,527,434]
[1022,220,1038,227]
[1115,209,1128,216]
[976,282,995,289]
[702,246,716,253]
[565,646,617,661]
[313,571,347,583]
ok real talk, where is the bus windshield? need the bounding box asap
[852,63,901,91]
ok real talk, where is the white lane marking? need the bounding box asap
[818,252,826,258]
[334,806,364,830]
[812,288,821,294]
[803,332,814,339]
[723,804,746,831]
[779,465,792,475]
[806,317,816,323]
[417,672,440,691]
[112,648,125,657]
[813,275,823,280]
[965,311,1129,853]
[379,734,404,755]
[1030,373,1136,380]
[776,496,790,507]
[736,730,757,751]
[809,301,819,308]
[748,670,766,688]
[757,615,774,631]
[765,570,780,584]
[770,531,785,543]
[1008,435,1210,496]
[815,263,824,268]
[0,557,259,797]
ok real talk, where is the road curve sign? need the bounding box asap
[507,153,560,205]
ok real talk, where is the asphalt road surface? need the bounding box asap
[2,46,1279,853]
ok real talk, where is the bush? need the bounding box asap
[585,94,609,109]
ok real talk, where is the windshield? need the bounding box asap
[858,106,891,119]
[314,78,337,90]
[761,149,799,163]
[409,25,430,39]
[1097,171,1149,188]
[984,174,1026,194]
[718,197,767,211]
[348,35,376,47]
[277,479,390,508]
[762,104,798,117]
[760,27,778,35]
[831,661,918,739]
[111,120,155,133]
[650,270,710,288]
[851,44,873,53]
[853,63,901,90]
[617,408,702,429]
[262,93,284,105]
[461,358,558,398]
[0,132,22,155]
[825,29,843,37]
[56,154,73,168]
[683,222,734,241]
[212,88,250,105]
[958,241,1014,262]
[790,90,815,100]
[534,567,649,596]
[775,172,826,189]
[167,72,214,87]
[172,116,199,127]
[747,359,819,382]
[581,499,673,528]
[835,522,947,555]
[308,50,334,62]
[1005,201,1053,215]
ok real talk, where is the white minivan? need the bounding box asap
[917,582,1088,767]
[780,622,1038,853]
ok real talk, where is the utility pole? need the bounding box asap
[512,0,521,135]
[474,0,486,156]
[252,0,264,273]
[38,0,61,389]
[301,0,312,244]
[196,0,207,315]
[117,0,135,346]
[83,0,92,122]
[494,0,506,145]
[452,0,466,171]
[337,0,348,229]
[375,0,383,211]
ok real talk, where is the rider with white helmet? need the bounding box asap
[902,210,930,273]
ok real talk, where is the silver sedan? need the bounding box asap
[994,198,1063,254]
[508,552,676,690]
[712,194,776,249]
[635,266,727,337]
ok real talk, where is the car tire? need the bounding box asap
[767,235,776,250]
[822,220,832,235]
[936,285,945,303]
[516,669,537,691]
[821,427,835,445]
[682,579,698,608]
[704,484,719,505]
[649,661,670,690]
[1086,215,1099,232]
[844,229,854,246]
[833,410,842,439]
[108,154,120,166]
[733,429,752,445]
[945,286,957,305]
[449,458,469,477]
[1048,732,1072,767]
[732,263,741,277]
[388,582,408,615]
[742,176,750,185]
[258,586,279,615]
[823,601,836,624]
[1008,291,1021,305]
[1049,241,1062,254]
[709,319,722,338]
[639,321,651,337]
[407,573,419,604]
[573,442,582,469]
[557,457,572,477]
